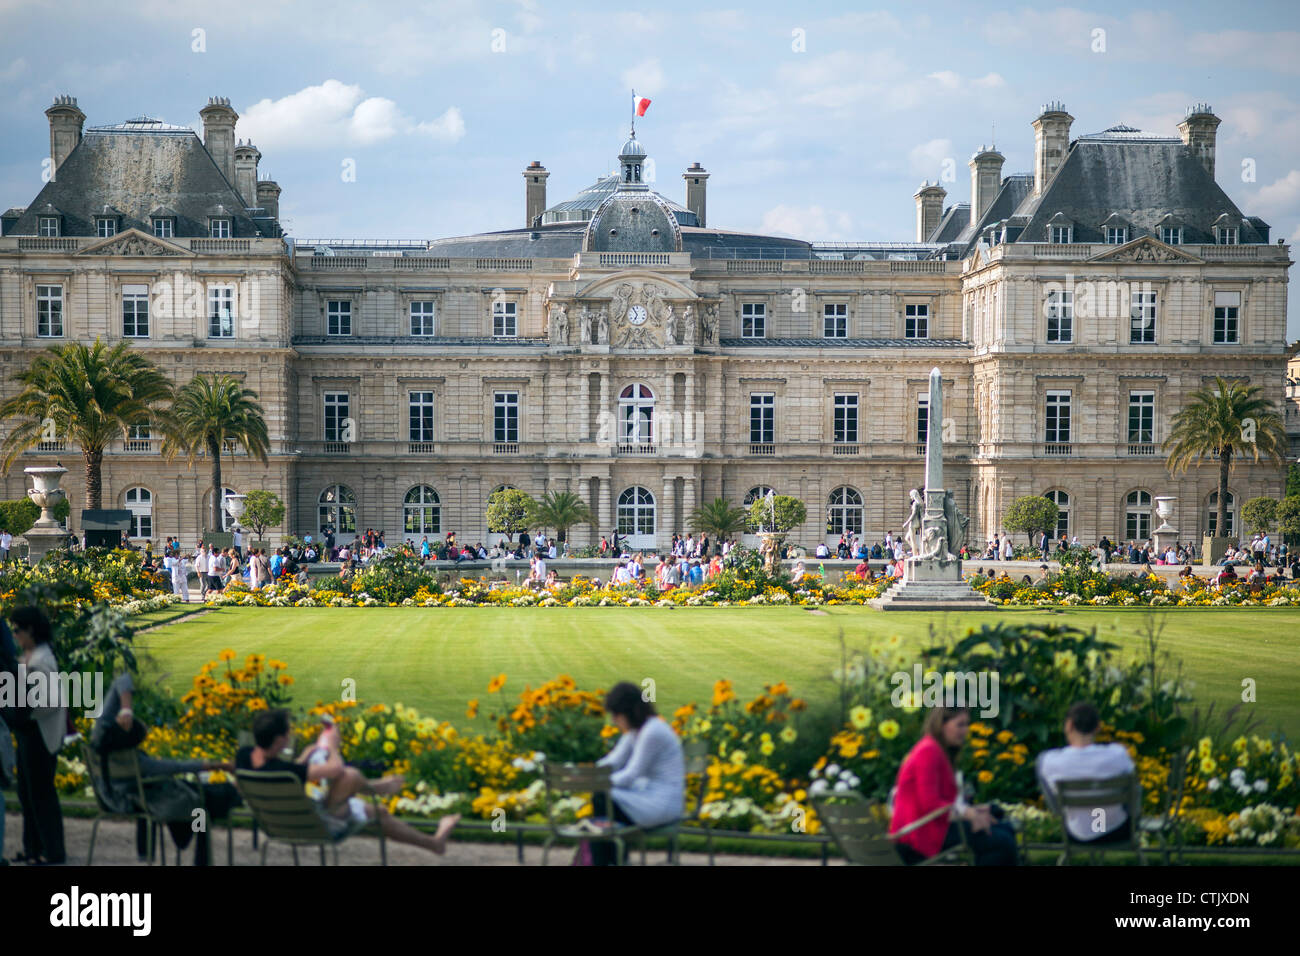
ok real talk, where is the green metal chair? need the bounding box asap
[541,763,641,865]
[630,738,710,865]
[234,769,387,865]
[82,740,169,865]
[1042,772,1145,865]
[813,791,971,865]
[1140,750,1188,865]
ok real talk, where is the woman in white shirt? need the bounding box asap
[592,682,685,865]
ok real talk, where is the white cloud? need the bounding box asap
[1256,169,1300,208]
[909,138,954,178]
[238,81,464,151]
[622,59,665,97]
[759,204,853,240]
[1187,30,1300,75]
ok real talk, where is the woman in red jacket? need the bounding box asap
[889,707,1018,865]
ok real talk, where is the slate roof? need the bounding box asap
[957,174,1033,251]
[542,173,699,226]
[6,121,274,238]
[1009,137,1267,245]
[929,203,970,243]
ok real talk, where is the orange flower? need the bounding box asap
[712,680,736,707]
[466,699,479,719]
[487,673,507,694]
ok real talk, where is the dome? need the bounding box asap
[584,190,681,253]
[619,137,646,159]
[541,173,698,226]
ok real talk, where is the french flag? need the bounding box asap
[633,95,651,117]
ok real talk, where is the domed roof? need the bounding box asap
[620,136,646,159]
[584,190,681,253]
[541,173,697,226]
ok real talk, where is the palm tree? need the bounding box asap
[689,498,748,540]
[1164,376,1287,538]
[526,490,594,544]
[162,374,270,532]
[0,340,173,509]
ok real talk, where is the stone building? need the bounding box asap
[0,96,1291,549]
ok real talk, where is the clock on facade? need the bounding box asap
[626,305,647,325]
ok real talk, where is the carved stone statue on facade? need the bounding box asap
[548,304,568,345]
[579,308,591,344]
[682,305,696,346]
[664,305,677,346]
[595,308,609,345]
[701,304,718,345]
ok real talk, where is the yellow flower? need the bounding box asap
[879,720,900,740]
[466,699,479,719]
[849,706,873,730]
[600,724,619,738]
[383,741,396,754]
[977,770,994,784]
[1199,756,1216,775]
[219,649,236,662]
[487,673,507,694]
[780,727,797,744]
[760,741,775,756]
[365,727,380,742]
[384,723,398,740]
[730,749,746,766]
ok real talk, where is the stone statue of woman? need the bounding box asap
[664,305,677,346]
[904,488,924,556]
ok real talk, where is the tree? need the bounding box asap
[1287,463,1300,499]
[487,488,534,537]
[1165,377,1287,538]
[0,496,71,538]
[526,490,593,543]
[689,498,748,540]
[0,340,173,509]
[748,494,807,534]
[1003,495,1059,545]
[162,374,270,532]
[1240,497,1278,536]
[1277,496,1300,544]
[242,490,286,540]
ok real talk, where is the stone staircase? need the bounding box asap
[869,577,995,611]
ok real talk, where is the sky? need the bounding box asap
[1,0,1298,337]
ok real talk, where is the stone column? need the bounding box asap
[578,477,592,546]
[597,477,611,538]
[682,473,696,538]
[684,373,696,450]
[581,374,590,441]
[662,476,676,543]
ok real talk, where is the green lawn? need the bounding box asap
[134,606,1300,738]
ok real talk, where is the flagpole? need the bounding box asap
[630,88,635,137]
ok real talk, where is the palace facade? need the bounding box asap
[0,95,1293,549]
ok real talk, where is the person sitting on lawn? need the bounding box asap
[236,708,459,856]
[1036,701,1135,845]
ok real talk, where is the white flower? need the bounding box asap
[826,763,841,778]
[833,780,850,792]
[1207,778,1221,791]
[808,779,828,795]
[1254,779,1268,792]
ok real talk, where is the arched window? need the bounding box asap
[319,484,356,535]
[203,486,238,532]
[1044,490,1070,539]
[619,384,655,446]
[827,486,863,536]
[1207,491,1236,538]
[1125,490,1151,541]
[124,487,152,539]
[404,486,440,535]
[744,486,775,531]
[617,486,656,540]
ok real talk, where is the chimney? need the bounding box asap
[233,140,261,207]
[1032,101,1073,197]
[45,95,86,175]
[256,180,281,220]
[1178,103,1221,180]
[524,161,549,227]
[684,162,709,227]
[913,181,946,242]
[969,146,1005,222]
[199,96,239,185]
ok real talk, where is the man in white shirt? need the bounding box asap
[1037,702,1136,844]
[194,544,210,599]
[0,528,11,562]
[232,527,243,559]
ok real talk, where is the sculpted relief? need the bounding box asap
[549,279,719,349]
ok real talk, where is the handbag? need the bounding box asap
[570,839,594,866]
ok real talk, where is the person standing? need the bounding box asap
[9,606,67,864]
[170,547,189,602]
[0,527,11,562]
[194,543,210,600]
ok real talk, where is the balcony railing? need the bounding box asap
[323,442,351,454]
[749,443,775,456]
[1043,443,1073,456]
[124,439,153,453]
[914,443,927,455]
[1127,443,1157,456]
[36,441,66,452]
[616,443,657,456]
[493,442,519,454]
[408,442,436,454]
[832,444,859,455]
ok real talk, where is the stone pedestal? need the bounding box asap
[23,527,68,565]
[871,556,993,611]
[22,464,70,565]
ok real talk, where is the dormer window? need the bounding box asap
[1160,226,1182,245]
[96,217,118,238]
[1216,226,1238,245]
[38,216,59,237]
[1049,225,1072,244]
[152,218,174,239]
[208,218,231,238]
[1105,226,1127,244]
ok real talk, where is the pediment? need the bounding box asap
[575,270,696,301]
[78,227,192,257]
[1087,235,1202,264]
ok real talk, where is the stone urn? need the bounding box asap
[1154,496,1176,533]
[224,493,247,528]
[25,465,68,529]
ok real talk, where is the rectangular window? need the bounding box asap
[1128,391,1155,444]
[1213,291,1240,344]
[410,301,436,336]
[1045,391,1072,443]
[38,217,59,237]
[36,284,64,337]
[493,391,519,443]
[327,300,352,336]
[493,301,517,338]
[1046,290,1073,343]
[1216,226,1238,245]
[208,286,234,337]
[1105,227,1127,244]
[152,218,174,239]
[97,218,117,238]
[209,218,231,239]
[833,393,858,444]
[122,284,150,338]
[823,303,848,338]
[1160,226,1182,245]
[749,393,774,444]
[408,391,435,442]
[741,303,766,338]
[1130,290,1157,343]
[917,394,929,444]
[1049,225,1071,244]
[905,303,929,339]
[323,393,350,442]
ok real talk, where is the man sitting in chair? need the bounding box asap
[1036,701,1135,844]
[236,709,459,857]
